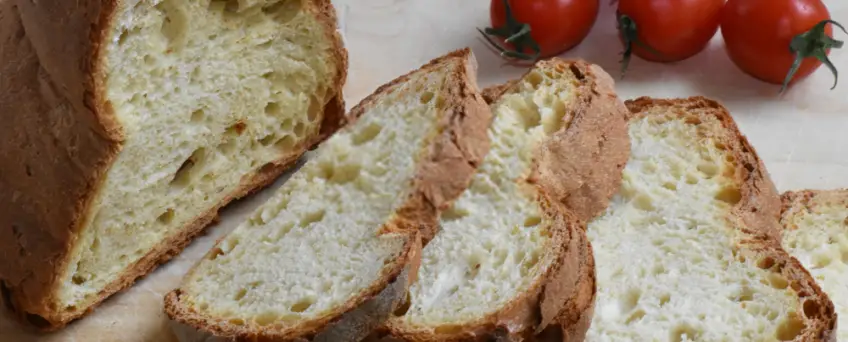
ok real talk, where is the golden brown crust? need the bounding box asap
[0,0,347,330]
[626,96,837,342]
[163,47,492,342]
[382,58,630,341]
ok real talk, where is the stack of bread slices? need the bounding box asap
[1,0,841,341]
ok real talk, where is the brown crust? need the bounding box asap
[163,47,492,342]
[0,0,347,330]
[382,58,630,341]
[625,96,837,342]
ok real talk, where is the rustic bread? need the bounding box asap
[0,0,347,330]
[781,189,848,341]
[164,48,492,342]
[585,97,836,341]
[382,59,630,341]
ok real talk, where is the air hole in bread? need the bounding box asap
[71,274,87,285]
[274,135,296,150]
[525,71,543,87]
[419,91,434,104]
[434,325,462,334]
[735,286,754,302]
[662,182,677,191]
[684,115,701,125]
[633,194,655,211]
[254,312,277,326]
[262,0,302,24]
[307,96,321,122]
[393,292,412,316]
[208,248,224,261]
[768,273,790,289]
[294,122,306,137]
[670,323,702,342]
[620,288,641,313]
[351,123,382,146]
[658,292,670,307]
[803,299,821,319]
[229,318,245,326]
[157,209,175,225]
[233,288,247,301]
[625,309,646,324]
[290,297,314,313]
[264,102,280,116]
[156,0,188,50]
[775,312,806,340]
[697,162,719,178]
[523,215,542,227]
[170,148,205,188]
[442,206,469,222]
[299,209,325,227]
[328,163,361,184]
[757,257,775,270]
[190,109,206,123]
[811,252,832,269]
[715,187,742,205]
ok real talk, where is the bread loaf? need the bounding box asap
[0,0,346,330]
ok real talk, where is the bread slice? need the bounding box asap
[164,48,492,342]
[585,97,836,341]
[0,0,347,330]
[382,59,631,341]
[781,189,848,341]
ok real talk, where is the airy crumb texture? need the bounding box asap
[782,189,848,341]
[1,0,345,329]
[586,97,836,342]
[165,48,492,341]
[385,59,631,341]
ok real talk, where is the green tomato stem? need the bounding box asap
[479,0,541,61]
[781,19,846,94]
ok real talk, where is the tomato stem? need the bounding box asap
[781,19,846,94]
[617,13,663,79]
[480,0,541,61]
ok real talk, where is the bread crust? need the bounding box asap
[382,59,630,341]
[625,96,837,342]
[0,0,347,330]
[163,47,492,342]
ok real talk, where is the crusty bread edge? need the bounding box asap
[2,0,348,331]
[626,96,837,342]
[163,47,492,342]
[780,189,848,231]
[382,58,630,341]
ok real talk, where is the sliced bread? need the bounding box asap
[163,48,492,342]
[781,189,848,341]
[585,97,836,341]
[1,0,346,330]
[382,59,631,341]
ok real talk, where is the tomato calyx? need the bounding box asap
[617,13,662,78]
[479,0,541,61]
[782,19,847,93]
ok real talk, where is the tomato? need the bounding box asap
[482,0,599,61]
[721,0,845,92]
[616,0,724,76]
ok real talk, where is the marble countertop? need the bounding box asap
[3,0,846,341]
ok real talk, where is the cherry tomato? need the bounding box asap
[482,0,600,60]
[721,0,845,92]
[616,0,725,76]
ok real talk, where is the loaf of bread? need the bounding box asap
[0,0,346,330]
[164,48,492,342]
[781,189,848,341]
[382,59,630,341]
[585,97,836,341]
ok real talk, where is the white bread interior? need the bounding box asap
[59,0,342,311]
[782,190,848,341]
[586,109,806,340]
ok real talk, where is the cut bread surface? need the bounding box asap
[586,97,835,341]
[2,0,346,328]
[165,48,491,341]
[782,190,848,341]
[386,59,630,341]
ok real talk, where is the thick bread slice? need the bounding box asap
[383,59,631,341]
[1,0,346,330]
[585,97,836,341]
[164,48,492,342]
[781,189,848,341]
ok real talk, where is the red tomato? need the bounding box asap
[483,0,600,60]
[721,0,845,92]
[616,0,724,74]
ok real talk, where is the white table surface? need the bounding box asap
[2,0,846,341]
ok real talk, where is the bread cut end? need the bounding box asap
[165,48,490,340]
[587,97,834,341]
[782,189,848,341]
[58,0,345,314]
